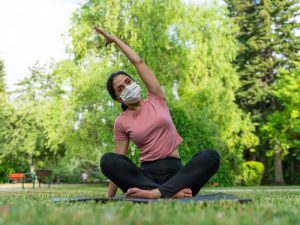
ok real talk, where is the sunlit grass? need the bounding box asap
[0,185,299,225]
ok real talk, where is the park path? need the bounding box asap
[0,183,51,192]
[0,183,83,192]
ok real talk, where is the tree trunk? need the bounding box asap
[274,143,285,184]
[28,156,35,174]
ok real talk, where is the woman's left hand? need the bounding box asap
[94,26,115,47]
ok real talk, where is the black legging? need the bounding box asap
[100,149,220,198]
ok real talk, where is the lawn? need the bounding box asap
[0,184,299,225]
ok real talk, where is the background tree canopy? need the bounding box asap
[0,0,299,186]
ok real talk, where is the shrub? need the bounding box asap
[240,161,265,186]
[50,159,105,183]
[210,158,236,187]
[0,165,15,183]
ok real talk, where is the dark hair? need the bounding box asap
[106,71,136,111]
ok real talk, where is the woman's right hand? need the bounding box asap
[94,26,115,47]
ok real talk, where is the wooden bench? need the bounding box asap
[22,169,52,189]
[36,169,52,188]
[7,173,24,183]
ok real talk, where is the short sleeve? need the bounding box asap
[147,91,167,107]
[114,117,129,141]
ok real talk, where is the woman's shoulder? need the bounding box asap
[147,91,168,109]
[147,90,166,102]
[116,112,126,121]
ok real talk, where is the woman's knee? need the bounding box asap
[100,152,118,171]
[203,149,221,168]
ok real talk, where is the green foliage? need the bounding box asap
[283,152,300,184]
[240,161,265,186]
[168,100,236,186]
[50,158,105,183]
[0,165,14,183]
[0,59,17,181]
[0,158,28,183]
[1,62,69,172]
[260,68,300,183]
[46,59,124,162]
[168,101,222,162]
[0,59,5,93]
[51,165,81,183]
[211,158,237,187]
[225,0,300,184]
[70,0,184,85]
[225,0,300,115]
[261,68,300,154]
[0,102,12,163]
[171,3,258,185]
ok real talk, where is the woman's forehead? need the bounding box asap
[113,74,131,88]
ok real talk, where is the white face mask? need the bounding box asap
[120,82,141,104]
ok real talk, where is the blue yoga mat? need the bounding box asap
[50,192,252,204]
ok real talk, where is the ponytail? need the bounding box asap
[121,102,128,111]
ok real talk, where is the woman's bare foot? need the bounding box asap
[171,188,193,199]
[125,188,161,199]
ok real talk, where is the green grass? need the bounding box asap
[0,184,299,225]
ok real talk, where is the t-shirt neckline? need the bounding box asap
[125,98,147,116]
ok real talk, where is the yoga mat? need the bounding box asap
[50,192,252,204]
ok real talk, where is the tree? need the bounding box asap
[0,60,26,179]
[6,62,68,172]
[225,0,300,114]
[0,59,9,159]
[225,0,300,184]
[0,60,5,94]
[261,68,300,184]
[54,59,118,162]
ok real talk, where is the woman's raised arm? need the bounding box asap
[94,26,165,99]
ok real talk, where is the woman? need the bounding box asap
[95,27,220,199]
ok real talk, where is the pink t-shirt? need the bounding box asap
[114,91,183,162]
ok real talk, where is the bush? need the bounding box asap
[0,160,28,183]
[210,158,236,187]
[52,166,81,183]
[50,159,105,183]
[0,165,15,183]
[168,100,239,186]
[240,161,265,186]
